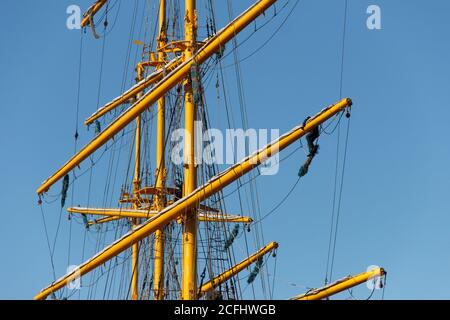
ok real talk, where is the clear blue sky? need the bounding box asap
[1,0,450,299]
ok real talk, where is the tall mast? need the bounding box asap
[131,49,144,302]
[35,0,388,302]
[182,0,198,300]
[153,0,167,301]
[36,0,304,300]
[131,116,140,299]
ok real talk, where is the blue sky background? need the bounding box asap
[1,0,450,299]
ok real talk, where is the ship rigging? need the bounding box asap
[36,0,386,300]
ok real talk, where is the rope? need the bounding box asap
[85,7,118,295]
[228,0,261,297]
[220,0,299,69]
[325,126,340,285]
[270,250,278,299]
[228,0,300,67]
[329,117,351,281]
[95,20,108,111]
[253,177,301,225]
[215,36,250,299]
[67,28,84,273]
[325,0,349,285]
[98,0,122,38]
[51,206,64,262]
[74,32,83,144]
[39,205,57,282]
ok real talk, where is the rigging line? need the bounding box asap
[52,128,132,196]
[90,149,124,299]
[42,196,60,205]
[39,205,57,282]
[271,250,278,299]
[347,284,376,301]
[198,87,233,296]
[226,0,268,298]
[237,256,272,295]
[196,219,211,298]
[119,0,139,99]
[108,117,134,208]
[50,206,64,264]
[85,160,97,299]
[106,238,126,299]
[74,31,84,145]
[67,198,73,266]
[202,64,242,299]
[222,78,251,298]
[102,225,123,298]
[365,286,376,300]
[221,0,300,69]
[229,0,278,297]
[227,4,263,290]
[130,0,149,75]
[329,116,351,282]
[321,111,344,136]
[338,0,349,100]
[147,0,160,54]
[324,122,340,285]
[252,177,301,225]
[107,11,153,292]
[92,0,118,27]
[215,145,301,205]
[325,0,349,285]
[99,0,122,38]
[103,8,142,213]
[95,21,108,111]
[125,242,140,300]
[216,57,247,299]
[68,29,85,270]
[226,3,265,271]
[101,129,136,298]
[78,226,88,299]
[152,84,182,199]
[218,0,291,65]
[217,146,303,203]
[75,249,132,291]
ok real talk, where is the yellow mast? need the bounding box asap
[198,242,278,298]
[291,267,386,300]
[182,0,198,300]
[131,122,140,299]
[131,46,144,303]
[35,0,385,302]
[130,123,141,300]
[67,207,253,223]
[84,58,181,125]
[81,0,107,28]
[153,0,167,301]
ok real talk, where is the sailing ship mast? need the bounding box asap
[152,0,167,301]
[182,0,198,300]
[35,0,385,300]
